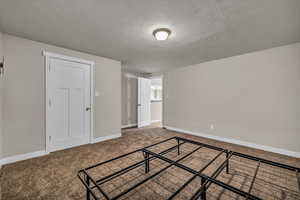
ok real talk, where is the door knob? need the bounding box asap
[86,107,91,111]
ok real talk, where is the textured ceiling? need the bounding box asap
[1,0,300,73]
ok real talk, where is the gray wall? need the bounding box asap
[2,34,121,157]
[0,32,3,160]
[121,71,138,126]
[164,43,300,153]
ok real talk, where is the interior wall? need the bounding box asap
[2,34,121,158]
[164,43,300,153]
[121,71,138,127]
[0,32,3,160]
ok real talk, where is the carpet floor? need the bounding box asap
[1,127,300,200]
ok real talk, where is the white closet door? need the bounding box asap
[48,58,91,152]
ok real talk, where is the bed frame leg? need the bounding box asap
[143,151,150,173]
[296,170,300,192]
[200,178,207,200]
[86,175,91,200]
[226,151,229,174]
[176,138,180,155]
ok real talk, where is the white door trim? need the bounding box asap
[43,51,94,153]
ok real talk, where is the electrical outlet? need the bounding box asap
[210,124,214,130]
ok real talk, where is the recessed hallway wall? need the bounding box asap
[121,71,138,127]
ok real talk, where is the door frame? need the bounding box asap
[43,51,95,153]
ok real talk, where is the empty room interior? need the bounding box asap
[0,1,300,200]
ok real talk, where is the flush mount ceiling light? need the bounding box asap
[153,28,171,41]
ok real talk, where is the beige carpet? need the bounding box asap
[1,127,300,200]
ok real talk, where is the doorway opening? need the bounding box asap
[137,76,162,128]
[150,77,162,127]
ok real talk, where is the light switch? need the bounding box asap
[95,91,100,97]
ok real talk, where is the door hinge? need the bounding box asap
[48,64,51,72]
[49,99,52,107]
[49,135,52,141]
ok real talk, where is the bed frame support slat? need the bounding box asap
[94,142,185,186]
[167,150,225,200]
[190,152,234,200]
[246,161,261,199]
[111,146,203,200]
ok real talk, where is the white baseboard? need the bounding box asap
[0,134,122,167]
[92,133,122,144]
[0,150,49,166]
[121,123,137,129]
[151,120,161,124]
[164,126,300,158]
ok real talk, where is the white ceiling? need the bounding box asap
[1,0,300,73]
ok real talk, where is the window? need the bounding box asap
[151,86,162,101]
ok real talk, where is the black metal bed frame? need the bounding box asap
[78,136,300,200]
